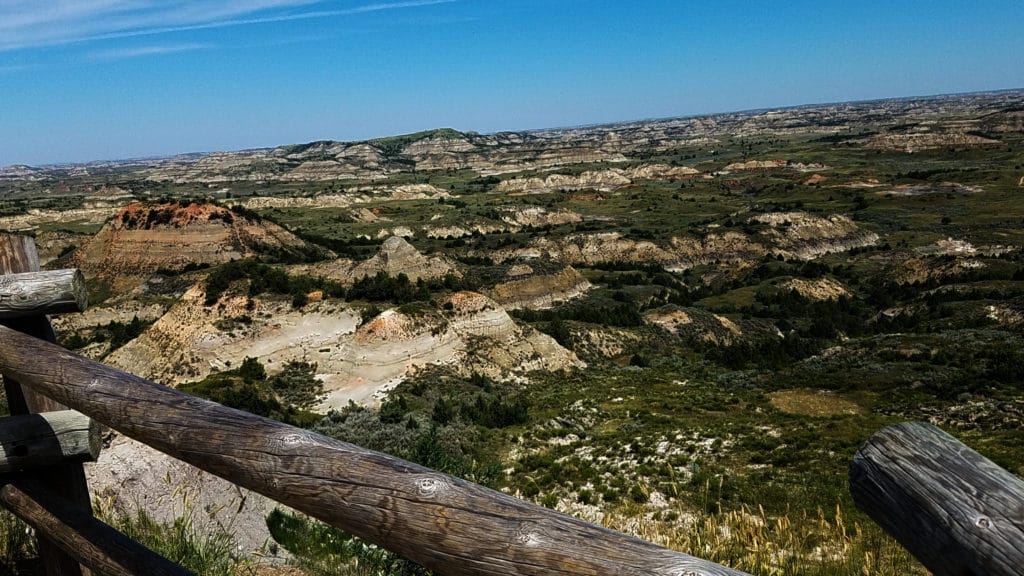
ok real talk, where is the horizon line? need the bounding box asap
[5,86,1022,171]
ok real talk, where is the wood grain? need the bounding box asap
[0,481,194,576]
[0,324,751,576]
[0,269,88,319]
[0,233,91,576]
[850,422,1024,576]
[0,411,101,474]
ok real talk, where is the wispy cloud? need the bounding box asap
[86,43,214,62]
[0,0,456,52]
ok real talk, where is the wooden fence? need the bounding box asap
[0,232,1021,576]
[0,234,750,576]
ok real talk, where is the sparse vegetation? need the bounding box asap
[203,259,345,306]
[179,357,323,427]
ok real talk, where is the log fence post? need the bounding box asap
[0,233,93,576]
[850,422,1024,576]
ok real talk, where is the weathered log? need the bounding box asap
[0,481,194,576]
[850,422,1024,576]
[0,411,101,473]
[0,269,88,319]
[0,234,92,576]
[0,325,749,576]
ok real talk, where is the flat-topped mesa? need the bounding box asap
[73,201,327,294]
[495,170,632,194]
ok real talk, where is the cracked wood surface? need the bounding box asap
[0,411,101,474]
[0,234,90,576]
[850,422,1024,576]
[0,269,87,320]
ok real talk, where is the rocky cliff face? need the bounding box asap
[106,287,581,409]
[496,232,676,266]
[495,170,632,194]
[233,184,449,210]
[352,236,457,281]
[73,202,323,293]
[496,206,583,228]
[487,266,592,310]
[722,160,827,172]
[625,164,703,180]
[750,212,879,260]
[489,212,877,269]
[290,236,458,284]
[667,231,766,270]
[644,305,779,346]
[779,277,850,301]
[327,291,582,406]
[491,164,706,194]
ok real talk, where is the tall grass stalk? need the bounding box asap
[602,501,926,576]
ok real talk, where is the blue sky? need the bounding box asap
[1,0,1022,166]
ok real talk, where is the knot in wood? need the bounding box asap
[975,515,991,529]
[515,522,544,547]
[279,432,311,447]
[416,476,446,498]
[0,278,26,303]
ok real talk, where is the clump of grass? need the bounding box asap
[601,501,925,576]
[94,490,250,576]
[266,508,428,576]
[0,509,35,573]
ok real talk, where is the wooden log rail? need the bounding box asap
[850,422,1024,576]
[0,411,101,474]
[0,235,93,576]
[0,269,88,320]
[0,324,750,576]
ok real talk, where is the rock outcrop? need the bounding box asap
[234,184,449,211]
[497,232,678,266]
[106,288,581,409]
[490,212,876,269]
[73,202,324,294]
[497,206,583,228]
[644,305,756,346]
[487,266,592,310]
[352,236,456,281]
[862,131,1000,152]
[722,160,827,172]
[750,212,879,260]
[495,170,632,194]
[625,164,702,180]
[291,236,458,284]
[778,277,850,301]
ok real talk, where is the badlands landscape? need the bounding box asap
[2,90,1024,574]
